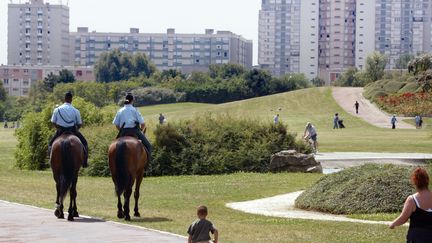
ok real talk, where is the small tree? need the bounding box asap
[58,69,76,83]
[395,54,415,70]
[408,54,432,92]
[311,77,325,87]
[365,52,388,82]
[209,63,246,79]
[0,81,7,102]
[244,69,272,96]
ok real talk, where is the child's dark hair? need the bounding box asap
[197,205,208,215]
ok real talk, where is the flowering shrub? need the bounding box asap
[376,92,432,116]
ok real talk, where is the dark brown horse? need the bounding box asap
[50,133,84,221]
[108,136,148,221]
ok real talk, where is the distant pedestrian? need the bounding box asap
[355,101,360,114]
[415,115,421,129]
[419,116,423,128]
[390,168,432,241]
[3,120,7,129]
[333,113,339,129]
[188,205,219,243]
[274,114,280,124]
[159,113,165,125]
[391,115,398,129]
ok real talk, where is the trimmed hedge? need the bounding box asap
[295,164,429,214]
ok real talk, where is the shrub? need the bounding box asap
[295,164,428,214]
[127,87,186,106]
[151,115,309,176]
[376,92,432,116]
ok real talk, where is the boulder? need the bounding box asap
[269,150,322,173]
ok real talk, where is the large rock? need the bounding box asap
[269,150,322,173]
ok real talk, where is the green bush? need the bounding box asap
[295,164,429,214]
[127,87,186,106]
[151,115,309,176]
[383,81,407,94]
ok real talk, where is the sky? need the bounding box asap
[0,0,262,65]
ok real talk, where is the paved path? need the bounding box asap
[316,152,432,169]
[332,87,414,129]
[227,191,392,225]
[0,200,186,243]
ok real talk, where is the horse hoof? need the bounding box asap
[55,209,64,219]
[67,215,74,221]
[134,212,140,217]
[125,215,131,221]
[73,211,79,218]
[117,211,124,219]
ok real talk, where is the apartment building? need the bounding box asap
[8,0,70,66]
[318,0,356,83]
[1,65,94,97]
[70,28,253,73]
[258,0,319,80]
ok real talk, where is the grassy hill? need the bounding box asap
[139,87,431,153]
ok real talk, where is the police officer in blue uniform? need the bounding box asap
[113,93,152,161]
[49,92,88,167]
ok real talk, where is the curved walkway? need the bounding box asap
[226,191,392,225]
[332,87,414,129]
[0,200,186,243]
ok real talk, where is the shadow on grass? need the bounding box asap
[132,217,172,223]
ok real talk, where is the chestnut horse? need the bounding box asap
[108,136,148,221]
[50,133,84,221]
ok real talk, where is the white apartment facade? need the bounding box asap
[8,0,70,66]
[70,28,253,73]
[258,0,319,80]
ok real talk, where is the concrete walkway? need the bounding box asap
[332,87,414,129]
[0,200,186,243]
[226,191,392,225]
[315,152,432,169]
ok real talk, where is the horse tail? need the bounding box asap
[59,138,73,199]
[115,140,129,197]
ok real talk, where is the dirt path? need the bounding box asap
[332,87,414,129]
[0,200,186,243]
[226,191,392,225]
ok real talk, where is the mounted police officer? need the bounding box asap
[113,93,152,161]
[49,91,89,167]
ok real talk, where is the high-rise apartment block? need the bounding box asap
[70,28,253,72]
[259,0,319,79]
[318,0,356,82]
[8,0,70,66]
[260,0,432,83]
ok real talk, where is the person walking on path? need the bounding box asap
[333,113,339,129]
[303,122,318,154]
[159,113,165,125]
[354,101,360,114]
[274,114,280,125]
[390,167,432,241]
[188,205,219,243]
[391,115,398,129]
[415,115,421,129]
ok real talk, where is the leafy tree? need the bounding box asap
[58,69,76,83]
[42,69,76,92]
[365,52,388,82]
[311,77,326,87]
[95,50,157,83]
[408,54,432,93]
[209,63,246,79]
[244,69,272,96]
[160,69,186,81]
[395,54,415,70]
[0,81,6,102]
[269,74,311,93]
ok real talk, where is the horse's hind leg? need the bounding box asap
[123,187,133,221]
[67,187,75,221]
[70,179,79,218]
[54,183,64,219]
[117,195,124,219]
[134,176,143,217]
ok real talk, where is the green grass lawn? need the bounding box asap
[140,88,432,153]
[0,127,408,242]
